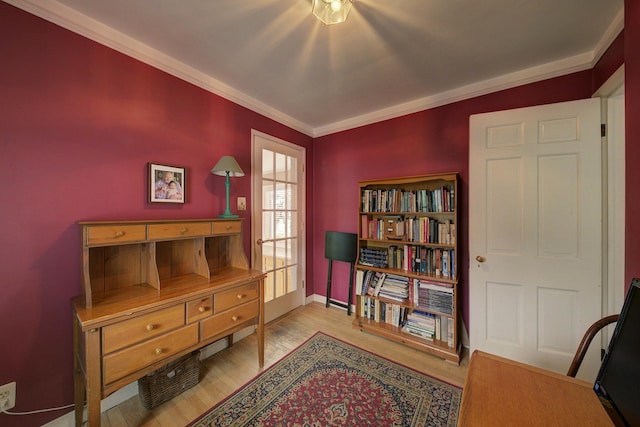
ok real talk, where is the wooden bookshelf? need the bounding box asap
[352,173,461,364]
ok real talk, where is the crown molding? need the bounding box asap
[313,52,594,137]
[312,9,624,137]
[4,0,314,136]
[592,8,625,65]
[6,0,624,139]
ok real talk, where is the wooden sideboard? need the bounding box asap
[72,219,265,427]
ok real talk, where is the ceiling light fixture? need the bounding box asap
[312,0,353,25]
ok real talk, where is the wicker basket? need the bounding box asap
[138,351,201,409]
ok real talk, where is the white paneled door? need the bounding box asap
[252,130,306,324]
[469,98,603,381]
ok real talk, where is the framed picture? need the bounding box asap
[148,163,185,203]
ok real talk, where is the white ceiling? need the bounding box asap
[7,0,624,136]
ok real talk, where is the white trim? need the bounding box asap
[251,130,307,322]
[3,0,312,136]
[315,52,595,136]
[593,66,625,316]
[5,0,625,138]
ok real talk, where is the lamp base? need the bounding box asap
[218,213,239,219]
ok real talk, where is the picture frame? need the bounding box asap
[148,163,186,203]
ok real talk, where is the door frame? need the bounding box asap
[251,129,306,323]
[594,65,625,323]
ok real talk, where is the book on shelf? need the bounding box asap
[364,271,378,296]
[357,270,374,296]
[361,185,456,214]
[368,272,386,297]
[361,215,370,239]
[415,279,454,315]
[447,317,454,348]
[401,310,436,341]
[359,297,406,327]
[387,246,400,269]
[359,248,388,268]
[441,315,449,342]
[355,270,364,296]
[377,274,410,302]
[402,325,434,341]
[400,310,454,345]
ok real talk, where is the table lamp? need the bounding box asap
[211,155,245,218]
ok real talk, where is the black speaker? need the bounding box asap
[324,231,357,263]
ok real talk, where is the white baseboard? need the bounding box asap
[308,294,355,314]
[43,327,256,427]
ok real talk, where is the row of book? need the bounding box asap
[358,248,389,268]
[416,279,454,315]
[358,270,410,301]
[361,215,455,245]
[359,246,456,280]
[358,295,455,347]
[401,309,455,347]
[361,185,455,214]
[359,297,407,327]
[356,270,455,315]
[388,246,456,280]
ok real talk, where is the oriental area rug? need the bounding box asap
[188,332,461,427]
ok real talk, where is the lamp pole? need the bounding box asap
[220,170,238,218]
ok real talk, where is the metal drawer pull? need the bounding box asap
[225,225,232,230]
[114,231,125,238]
[146,324,155,331]
[155,348,163,355]
[237,294,245,299]
[180,227,188,233]
[199,306,207,313]
[231,316,239,322]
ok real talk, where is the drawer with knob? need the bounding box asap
[147,222,212,239]
[200,300,259,341]
[102,305,185,354]
[102,323,199,385]
[211,220,241,235]
[214,282,259,313]
[85,224,147,246]
[186,297,213,323]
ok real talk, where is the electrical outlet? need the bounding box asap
[0,382,16,411]
[237,196,246,211]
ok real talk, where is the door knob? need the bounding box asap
[475,256,486,263]
[256,239,263,245]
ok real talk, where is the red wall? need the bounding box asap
[313,71,595,330]
[625,0,640,288]
[0,4,312,426]
[313,28,626,331]
[0,1,633,425]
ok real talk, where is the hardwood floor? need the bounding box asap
[101,302,469,426]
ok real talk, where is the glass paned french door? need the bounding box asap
[252,131,305,323]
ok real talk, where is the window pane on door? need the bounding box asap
[263,241,274,271]
[287,157,298,183]
[260,146,301,304]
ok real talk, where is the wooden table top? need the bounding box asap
[458,350,613,426]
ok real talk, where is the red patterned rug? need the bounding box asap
[188,332,461,426]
